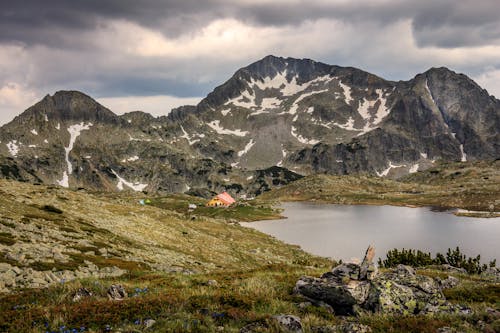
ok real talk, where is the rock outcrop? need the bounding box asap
[294,246,471,316]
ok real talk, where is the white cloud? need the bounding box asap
[97,95,202,116]
[0,83,41,125]
[474,69,500,98]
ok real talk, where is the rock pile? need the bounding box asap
[294,246,471,316]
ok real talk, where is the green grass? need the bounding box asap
[1,265,499,333]
[149,194,282,222]
[443,283,500,305]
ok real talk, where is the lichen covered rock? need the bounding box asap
[295,247,471,316]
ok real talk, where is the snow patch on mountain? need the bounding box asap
[31,129,38,135]
[460,144,467,162]
[376,161,406,177]
[409,164,419,173]
[261,97,281,109]
[57,172,69,188]
[291,126,319,145]
[180,125,200,145]
[250,71,332,97]
[289,89,328,115]
[237,139,255,157]
[6,140,19,157]
[332,117,358,131]
[277,146,288,166]
[207,120,248,137]
[122,156,139,163]
[338,80,353,104]
[111,169,148,191]
[425,79,437,106]
[225,89,256,109]
[58,122,93,188]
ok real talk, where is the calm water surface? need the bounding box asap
[242,203,500,262]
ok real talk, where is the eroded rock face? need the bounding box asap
[295,247,471,316]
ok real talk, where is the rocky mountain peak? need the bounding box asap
[239,55,333,83]
[0,56,498,194]
[34,90,118,124]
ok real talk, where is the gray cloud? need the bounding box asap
[3,1,499,49]
[411,0,500,47]
[1,0,500,125]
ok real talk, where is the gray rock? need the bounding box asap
[333,322,372,333]
[207,279,219,287]
[72,287,93,302]
[439,276,459,289]
[439,265,467,274]
[295,275,370,315]
[295,248,471,316]
[359,245,377,280]
[107,284,127,300]
[329,263,361,281]
[239,321,268,333]
[143,319,156,329]
[272,315,302,333]
[395,264,415,276]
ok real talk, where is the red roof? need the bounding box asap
[216,192,236,205]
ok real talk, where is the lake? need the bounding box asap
[241,202,500,263]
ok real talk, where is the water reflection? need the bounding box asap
[242,203,500,262]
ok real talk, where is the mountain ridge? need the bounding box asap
[0,56,498,195]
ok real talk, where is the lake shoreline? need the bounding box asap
[243,202,500,263]
[265,199,500,219]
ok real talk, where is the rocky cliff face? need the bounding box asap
[0,56,498,195]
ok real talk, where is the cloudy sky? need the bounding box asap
[1,0,500,125]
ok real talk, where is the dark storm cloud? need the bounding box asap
[411,0,500,47]
[0,0,220,46]
[2,0,499,49]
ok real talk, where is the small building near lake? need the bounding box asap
[206,192,236,207]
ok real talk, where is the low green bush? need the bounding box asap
[378,246,496,274]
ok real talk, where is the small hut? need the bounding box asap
[206,192,236,207]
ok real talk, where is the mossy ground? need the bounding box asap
[1,265,498,332]
[1,167,499,332]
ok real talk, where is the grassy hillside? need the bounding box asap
[0,179,324,276]
[260,160,500,217]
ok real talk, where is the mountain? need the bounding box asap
[0,56,499,195]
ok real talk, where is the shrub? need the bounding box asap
[378,246,496,274]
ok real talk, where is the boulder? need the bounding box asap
[295,275,370,315]
[72,287,93,302]
[207,279,219,287]
[439,276,460,290]
[359,245,377,280]
[107,284,127,300]
[272,315,302,333]
[294,247,471,316]
[143,319,156,329]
